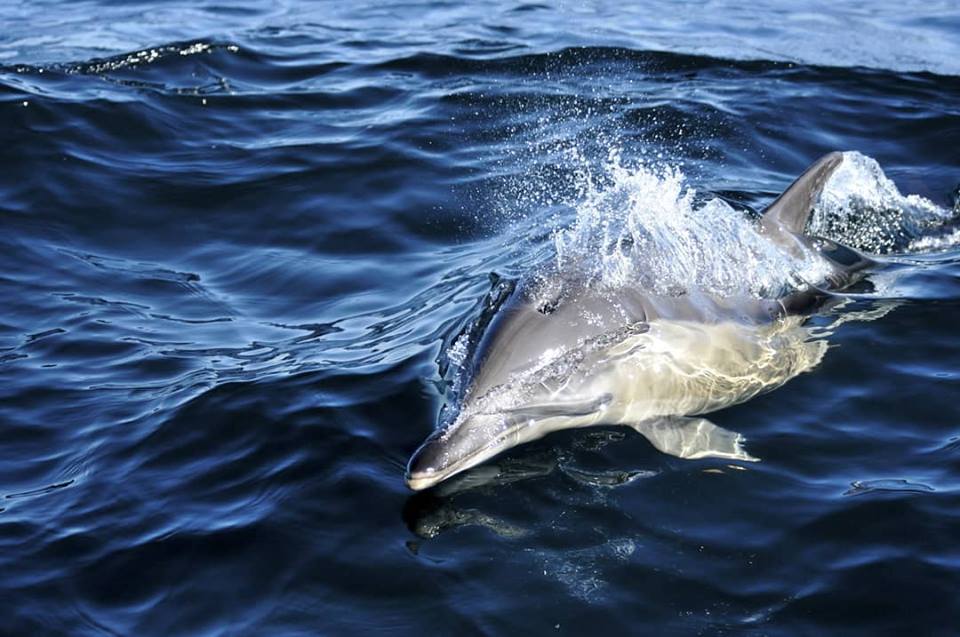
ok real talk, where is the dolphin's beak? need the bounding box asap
[405,430,452,491]
[405,470,443,492]
[405,416,510,491]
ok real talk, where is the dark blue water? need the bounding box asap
[3,2,960,635]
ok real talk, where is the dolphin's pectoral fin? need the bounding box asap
[628,416,759,462]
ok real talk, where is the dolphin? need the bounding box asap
[406,152,873,491]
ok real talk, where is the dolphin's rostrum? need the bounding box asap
[406,153,871,491]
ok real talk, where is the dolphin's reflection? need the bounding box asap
[401,420,724,539]
[402,450,557,539]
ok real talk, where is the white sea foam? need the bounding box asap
[908,228,960,252]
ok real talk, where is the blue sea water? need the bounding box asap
[2,1,960,635]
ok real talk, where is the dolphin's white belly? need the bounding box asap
[527,316,827,429]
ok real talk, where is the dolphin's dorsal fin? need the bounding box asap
[761,152,844,238]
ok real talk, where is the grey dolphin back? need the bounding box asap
[761,152,843,239]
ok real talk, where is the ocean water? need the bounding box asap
[2,1,960,635]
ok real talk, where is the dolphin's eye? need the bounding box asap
[538,299,559,315]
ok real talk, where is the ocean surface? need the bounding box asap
[2,1,960,635]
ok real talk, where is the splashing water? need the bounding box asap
[548,150,955,300]
[551,151,828,298]
[811,151,954,254]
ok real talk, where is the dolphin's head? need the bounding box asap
[405,393,615,490]
[405,277,631,491]
[406,279,572,490]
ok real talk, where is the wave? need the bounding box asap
[5,42,960,102]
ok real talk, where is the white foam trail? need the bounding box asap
[907,228,960,252]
